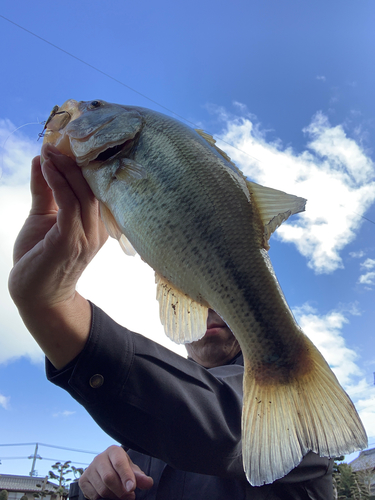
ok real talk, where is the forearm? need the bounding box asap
[13,291,91,369]
[9,147,108,369]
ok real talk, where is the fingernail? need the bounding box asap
[42,144,63,158]
[49,150,64,158]
[125,480,134,492]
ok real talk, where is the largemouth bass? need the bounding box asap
[42,99,367,486]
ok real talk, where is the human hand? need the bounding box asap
[10,143,108,307]
[8,144,108,368]
[79,446,153,500]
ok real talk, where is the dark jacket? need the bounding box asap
[47,303,333,499]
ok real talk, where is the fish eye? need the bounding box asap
[90,100,101,108]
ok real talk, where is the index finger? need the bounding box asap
[30,155,58,214]
[41,144,101,238]
[108,447,137,494]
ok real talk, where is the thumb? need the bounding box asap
[134,470,153,490]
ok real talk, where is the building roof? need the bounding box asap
[0,474,59,493]
[350,447,375,472]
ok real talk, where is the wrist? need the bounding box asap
[15,292,92,370]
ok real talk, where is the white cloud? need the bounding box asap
[355,394,375,437]
[292,303,375,441]
[350,251,365,259]
[0,119,186,365]
[76,241,187,357]
[360,258,375,270]
[358,272,375,286]
[0,393,10,409]
[293,304,361,387]
[53,410,76,418]
[316,75,326,82]
[0,121,44,365]
[358,258,375,286]
[215,108,375,274]
[0,119,40,185]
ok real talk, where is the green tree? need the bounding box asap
[0,490,8,500]
[70,466,84,481]
[48,461,74,500]
[336,462,356,499]
[34,476,55,499]
[354,460,375,499]
[33,462,84,500]
[334,461,371,500]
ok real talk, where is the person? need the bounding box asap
[9,145,334,500]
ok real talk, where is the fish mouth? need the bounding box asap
[92,137,135,164]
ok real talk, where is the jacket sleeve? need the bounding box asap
[46,302,244,478]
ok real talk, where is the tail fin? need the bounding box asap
[242,336,367,486]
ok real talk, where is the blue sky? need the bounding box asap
[0,0,375,479]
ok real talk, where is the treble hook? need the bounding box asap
[38,106,71,140]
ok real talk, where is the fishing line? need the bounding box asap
[0,14,262,165]
[0,15,199,127]
[1,14,374,226]
[0,121,44,180]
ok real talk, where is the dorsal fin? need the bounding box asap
[155,273,208,344]
[99,202,137,256]
[195,129,234,165]
[246,181,306,250]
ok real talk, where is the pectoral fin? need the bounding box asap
[155,273,208,344]
[114,158,147,183]
[99,202,136,256]
[246,181,306,250]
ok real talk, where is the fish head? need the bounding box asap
[42,99,144,168]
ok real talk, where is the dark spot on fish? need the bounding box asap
[90,100,101,108]
[253,341,314,386]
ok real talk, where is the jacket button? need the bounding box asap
[89,374,104,388]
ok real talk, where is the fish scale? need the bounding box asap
[42,99,367,486]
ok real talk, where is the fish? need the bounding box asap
[41,99,367,486]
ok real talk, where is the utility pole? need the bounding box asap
[29,443,41,476]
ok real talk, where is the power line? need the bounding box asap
[0,443,38,447]
[0,442,99,454]
[36,443,99,455]
[0,13,262,165]
[0,456,89,465]
[0,13,374,227]
[0,14,196,129]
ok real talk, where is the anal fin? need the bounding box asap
[155,273,208,344]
